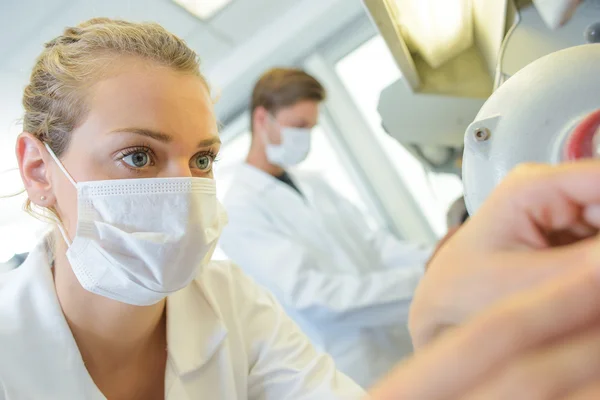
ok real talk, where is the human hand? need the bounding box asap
[410,162,600,349]
[370,258,600,399]
[425,226,461,272]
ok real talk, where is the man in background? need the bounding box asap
[219,68,433,388]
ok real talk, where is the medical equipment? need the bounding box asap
[368,0,600,175]
[462,44,600,214]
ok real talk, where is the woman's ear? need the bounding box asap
[16,133,55,208]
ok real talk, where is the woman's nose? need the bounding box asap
[159,160,193,178]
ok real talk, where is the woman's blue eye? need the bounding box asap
[123,151,150,168]
[195,155,213,171]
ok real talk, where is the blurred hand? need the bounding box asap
[409,162,600,349]
[370,260,600,399]
[425,226,461,272]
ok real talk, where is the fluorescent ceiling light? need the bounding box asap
[173,0,234,20]
[392,0,474,68]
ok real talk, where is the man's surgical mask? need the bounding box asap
[44,143,228,306]
[263,116,312,167]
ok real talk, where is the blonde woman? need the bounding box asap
[0,18,363,399]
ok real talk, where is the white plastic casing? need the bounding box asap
[463,44,600,215]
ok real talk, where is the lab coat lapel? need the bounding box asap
[165,276,228,398]
[289,171,320,208]
[236,164,318,230]
[12,241,106,399]
[238,164,307,205]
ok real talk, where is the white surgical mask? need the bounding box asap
[263,117,312,167]
[45,144,228,306]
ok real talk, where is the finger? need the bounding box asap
[425,227,461,271]
[583,204,600,227]
[505,162,600,218]
[474,162,600,248]
[563,382,600,400]
[482,238,597,298]
[564,220,598,238]
[412,238,598,349]
[545,221,598,247]
[369,265,600,400]
[426,238,597,321]
[463,323,600,400]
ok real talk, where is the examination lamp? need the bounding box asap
[362,0,513,98]
[362,0,582,97]
[368,0,594,174]
[393,0,474,69]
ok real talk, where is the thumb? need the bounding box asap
[496,236,600,293]
[458,237,600,318]
[411,237,600,349]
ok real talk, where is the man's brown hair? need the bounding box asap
[250,68,326,130]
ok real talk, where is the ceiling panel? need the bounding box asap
[181,26,234,72]
[208,0,298,44]
[1,0,206,73]
[0,0,71,71]
[210,0,366,121]
[1,0,368,124]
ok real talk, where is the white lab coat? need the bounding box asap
[219,164,432,388]
[0,239,364,399]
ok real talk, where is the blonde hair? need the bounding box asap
[21,17,206,216]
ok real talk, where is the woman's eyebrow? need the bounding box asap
[110,128,221,148]
[110,128,172,143]
[197,137,222,148]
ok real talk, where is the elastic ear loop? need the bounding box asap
[43,143,76,246]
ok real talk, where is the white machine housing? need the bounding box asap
[463,44,600,214]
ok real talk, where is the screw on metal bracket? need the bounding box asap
[474,127,491,142]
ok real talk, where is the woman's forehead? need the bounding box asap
[77,64,218,145]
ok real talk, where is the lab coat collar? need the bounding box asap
[234,163,292,194]
[233,163,314,207]
[12,239,105,398]
[166,274,228,376]
[24,237,228,380]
